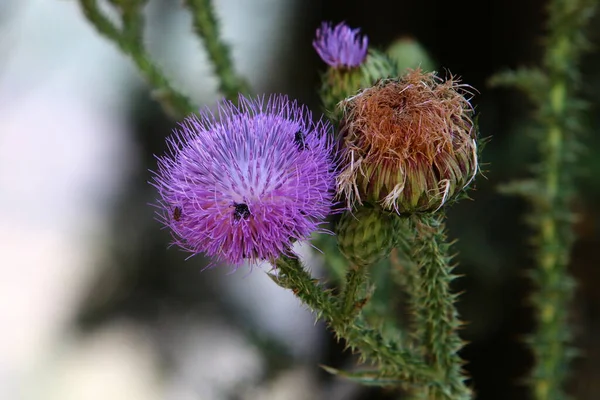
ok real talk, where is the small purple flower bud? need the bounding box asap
[151,94,337,268]
[313,22,368,68]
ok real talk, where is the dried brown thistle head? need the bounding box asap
[337,68,478,213]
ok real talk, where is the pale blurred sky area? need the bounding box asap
[0,1,329,399]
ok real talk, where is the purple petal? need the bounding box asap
[313,22,368,68]
[151,94,338,268]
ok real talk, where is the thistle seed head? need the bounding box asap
[337,69,478,214]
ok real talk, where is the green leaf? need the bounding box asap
[320,365,425,388]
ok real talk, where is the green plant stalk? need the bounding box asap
[390,247,428,400]
[117,0,145,44]
[407,214,471,400]
[489,1,596,397]
[528,24,575,400]
[271,255,435,386]
[79,0,196,118]
[528,43,573,400]
[526,2,595,399]
[391,218,423,344]
[362,256,405,341]
[391,219,431,400]
[341,265,369,324]
[184,0,250,100]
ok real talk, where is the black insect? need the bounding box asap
[173,206,182,221]
[233,203,251,221]
[294,131,309,150]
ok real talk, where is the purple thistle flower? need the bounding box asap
[151,94,337,267]
[313,22,368,68]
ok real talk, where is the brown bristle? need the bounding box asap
[342,68,474,165]
[337,68,478,212]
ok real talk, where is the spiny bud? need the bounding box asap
[336,205,400,268]
[337,68,478,214]
[320,51,398,122]
[319,67,364,121]
[313,21,399,122]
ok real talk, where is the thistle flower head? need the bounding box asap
[338,69,478,213]
[152,94,337,267]
[313,22,368,68]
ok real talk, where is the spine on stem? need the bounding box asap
[272,255,433,385]
[407,214,471,400]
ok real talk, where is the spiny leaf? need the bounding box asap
[320,365,428,388]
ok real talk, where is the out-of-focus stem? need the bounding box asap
[184,0,250,100]
[527,2,596,399]
[79,0,196,118]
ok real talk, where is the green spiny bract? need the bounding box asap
[320,50,398,122]
[336,204,400,268]
[319,67,364,121]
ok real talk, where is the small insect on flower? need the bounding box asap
[294,131,309,150]
[232,203,251,222]
[313,21,368,68]
[151,94,338,267]
[172,206,182,222]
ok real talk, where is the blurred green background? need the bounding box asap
[1,0,599,399]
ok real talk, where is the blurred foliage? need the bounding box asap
[490,1,598,398]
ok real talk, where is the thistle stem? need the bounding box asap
[272,255,434,385]
[526,2,596,399]
[391,220,423,345]
[184,0,250,100]
[529,53,572,400]
[78,0,196,118]
[341,265,368,324]
[407,214,471,400]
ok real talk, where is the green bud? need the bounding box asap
[319,67,364,121]
[360,50,398,86]
[336,205,400,268]
[386,37,435,72]
[319,51,398,122]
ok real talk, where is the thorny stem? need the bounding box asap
[272,255,435,386]
[184,0,250,100]
[527,2,595,398]
[79,0,196,119]
[341,265,368,324]
[530,43,572,400]
[407,214,471,400]
[391,221,432,400]
[526,2,596,399]
[391,221,422,345]
[488,3,595,397]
